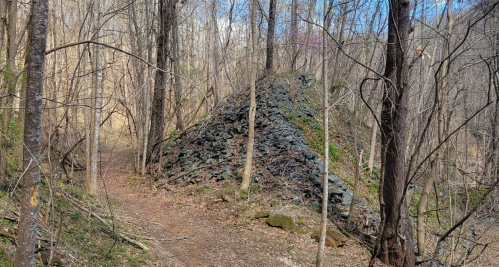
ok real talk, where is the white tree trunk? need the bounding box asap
[87,0,103,195]
[240,0,257,191]
[316,0,329,265]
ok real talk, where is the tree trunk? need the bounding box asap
[142,0,154,176]
[316,0,329,265]
[290,0,297,71]
[305,0,317,72]
[0,0,17,186]
[332,0,348,85]
[265,0,277,73]
[0,0,7,52]
[13,0,49,265]
[147,0,172,164]
[128,0,143,173]
[87,0,103,195]
[240,0,257,191]
[493,5,499,183]
[173,1,184,131]
[368,100,382,173]
[347,95,361,230]
[375,0,415,266]
[211,0,221,106]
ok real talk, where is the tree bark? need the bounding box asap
[316,0,329,265]
[0,0,17,186]
[173,1,184,131]
[375,0,415,266]
[240,0,257,191]
[211,0,221,106]
[265,0,277,73]
[290,0,297,71]
[368,99,382,174]
[87,0,103,195]
[305,0,317,72]
[347,95,361,230]
[13,0,49,265]
[147,0,172,164]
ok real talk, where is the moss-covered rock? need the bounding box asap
[312,229,348,247]
[265,211,307,234]
[266,213,295,231]
[254,210,271,219]
[40,252,63,266]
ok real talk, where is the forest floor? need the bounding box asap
[96,146,384,267]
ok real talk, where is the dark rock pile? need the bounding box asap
[157,74,352,207]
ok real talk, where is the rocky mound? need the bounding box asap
[156,74,352,207]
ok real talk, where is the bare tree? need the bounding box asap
[148,0,172,164]
[370,0,415,266]
[13,0,49,264]
[316,0,329,265]
[87,0,104,195]
[240,0,257,191]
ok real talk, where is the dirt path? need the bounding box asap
[97,147,379,267]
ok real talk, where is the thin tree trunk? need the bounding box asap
[13,0,49,264]
[347,95,361,230]
[368,99,382,173]
[211,0,221,106]
[173,1,184,131]
[332,0,348,85]
[240,0,257,191]
[141,0,154,176]
[87,0,103,195]
[0,0,7,52]
[305,0,317,72]
[316,0,328,265]
[290,0,297,71]
[0,0,17,186]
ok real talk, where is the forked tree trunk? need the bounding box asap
[13,0,49,265]
[372,0,415,266]
[316,0,329,265]
[147,0,172,164]
[240,0,257,191]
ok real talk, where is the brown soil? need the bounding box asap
[98,146,383,267]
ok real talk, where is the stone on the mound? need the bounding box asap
[312,229,348,247]
[266,212,295,231]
